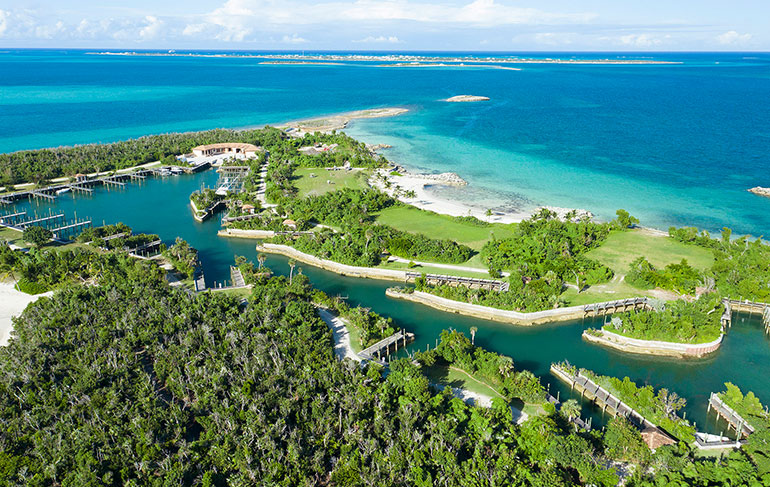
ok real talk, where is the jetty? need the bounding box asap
[708,392,755,438]
[583,297,650,318]
[405,271,509,292]
[359,329,415,363]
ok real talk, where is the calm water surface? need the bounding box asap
[7,171,770,432]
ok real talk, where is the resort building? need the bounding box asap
[192,143,261,158]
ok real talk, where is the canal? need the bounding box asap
[6,169,770,433]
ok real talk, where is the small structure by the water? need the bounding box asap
[192,143,261,158]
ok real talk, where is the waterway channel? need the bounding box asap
[6,169,770,434]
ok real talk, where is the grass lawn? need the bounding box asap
[293,167,371,197]
[377,260,490,278]
[421,364,504,400]
[374,205,517,250]
[561,278,658,306]
[0,226,24,246]
[586,229,714,275]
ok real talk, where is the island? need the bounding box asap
[445,95,491,102]
[749,186,770,197]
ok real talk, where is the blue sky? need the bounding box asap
[0,0,765,51]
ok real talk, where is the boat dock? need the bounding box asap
[405,271,509,292]
[551,363,659,431]
[721,298,770,330]
[708,392,755,438]
[359,329,415,363]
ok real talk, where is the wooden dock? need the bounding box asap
[583,297,650,318]
[359,329,415,363]
[721,298,770,331]
[708,392,755,438]
[405,271,509,292]
[230,265,246,288]
[551,363,658,430]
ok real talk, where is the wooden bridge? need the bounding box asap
[405,272,509,292]
[583,297,650,318]
[708,392,755,439]
[359,329,415,363]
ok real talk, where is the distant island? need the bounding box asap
[749,186,770,198]
[445,95,490,102]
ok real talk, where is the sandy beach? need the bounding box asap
[0,282,53,346]
[369,168,592,224]
[279,107,408,135]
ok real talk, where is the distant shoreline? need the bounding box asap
[86,51,681,65]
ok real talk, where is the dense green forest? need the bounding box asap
[0,127,286,186]
[2,241,770,484]
[669,226,770,302]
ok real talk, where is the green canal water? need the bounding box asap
[7,169,770,433]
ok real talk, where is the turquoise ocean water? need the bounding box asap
[3,50,770,430]
[2,50,770,235]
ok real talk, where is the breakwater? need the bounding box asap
[582,329,723,358]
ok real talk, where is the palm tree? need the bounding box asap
[364,228,374,253]
[257,253,266,270]
[561,399,581,422]
[288,259,296,284]
[469,326,478,345]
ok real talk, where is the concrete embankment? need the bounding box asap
[255,243,407,282]
[385,289,587,326]
[582,329,723,358]
[218,228,276,239]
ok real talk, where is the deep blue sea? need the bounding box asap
[2,50,770,236]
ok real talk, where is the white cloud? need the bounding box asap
[281,33,308,44]
[139,16,164,40]
[619,34,662,47]
[716,30,751,45]
[533,32,574,46]
[0,9,8,37]
[353,35,402,43]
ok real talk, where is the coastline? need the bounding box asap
[582,329,724,358]
[369,168,593,224]
[278,107,409,135]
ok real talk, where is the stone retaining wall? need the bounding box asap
[256,243,406,282]
[582,329,723,358]
[385,289,587,326]
[218,228,276,239]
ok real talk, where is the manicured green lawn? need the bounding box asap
[374,205,517,250]
[293,167,371,197]
[0,227,24,246]
[561,279,656,307]
[421,364,503,400]
[377,260,490,278]
[586,229,714,275]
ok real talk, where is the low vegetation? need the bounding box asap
[597,295,723,344]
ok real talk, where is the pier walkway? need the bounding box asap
[721,298,770,330]
[405,271,509,292]
[359,329,415,363]
[708,392,755,438]
[583,297,650,318]
[551,363,657,430]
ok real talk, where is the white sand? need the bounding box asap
[0,282,53,346]
[318,308,361,362]
[370,169,594,224]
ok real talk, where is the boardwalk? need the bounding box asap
[359,329,415,362]
[708,392,755,438]
[583,297,650,317]
[405,271,509,292]
[551,363,657,430]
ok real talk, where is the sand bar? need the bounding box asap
[445,95,490,102]
[279,107,408,134]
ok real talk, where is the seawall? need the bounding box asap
[255,243,407,282]
[582,329,723,358]
[385,289,587,326]
[218,228,276,239]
